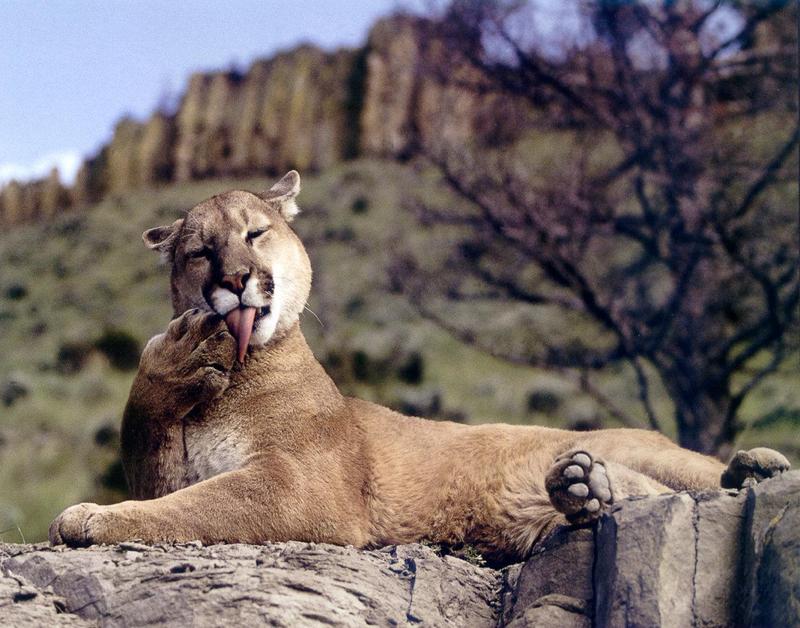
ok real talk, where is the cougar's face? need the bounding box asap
[143,176,311,361]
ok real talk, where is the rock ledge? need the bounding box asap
[2,472,798,627]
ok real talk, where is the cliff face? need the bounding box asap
[360,17,528,159]
[2,473,798,627]
[172,46,360,181]
[0,15,524,228]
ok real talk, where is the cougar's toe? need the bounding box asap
[546,449,613,523]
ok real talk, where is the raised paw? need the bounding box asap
[136,309,237,414]
[546,450,613,524]
[163,309,236,371]
[721,447,791,489]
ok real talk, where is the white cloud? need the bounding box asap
[0,150,82,187]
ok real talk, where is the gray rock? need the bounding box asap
[741,472,800,626]
[506,594,591,628]
[503,526,594,626]
[592,472,799,628]
[0,544,89,626]
[393,545,499,625]
[2,472,798,627]
[751,500,800,626]
[694,489,747,627]
[595,492,696,627]
[1,541,499,627]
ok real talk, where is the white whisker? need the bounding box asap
[303,303,324,328]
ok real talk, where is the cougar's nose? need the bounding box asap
[220,271,250,296]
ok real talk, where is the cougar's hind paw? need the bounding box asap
[721,447,791,489]
[546,450,613,524]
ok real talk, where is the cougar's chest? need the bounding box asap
[181,418,249,486]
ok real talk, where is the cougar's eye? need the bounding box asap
[188,247,211,260]
[247,228,268,241]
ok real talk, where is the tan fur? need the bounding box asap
[49,172,790,561]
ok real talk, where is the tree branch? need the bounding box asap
[731,124,800,220]
[574,370,649,429]
[412,298,622,371]
[631,356,663,431]
[723,341,787,446]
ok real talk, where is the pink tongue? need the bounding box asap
[225,307,257,363]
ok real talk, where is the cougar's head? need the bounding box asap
[142,171,311,361]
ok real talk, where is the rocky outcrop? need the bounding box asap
[103,113,177,194]
[2,472,798,627]
[1,542,500,627]
[173,47,359,182]
[0,14,531,228]
[1,542,499,627]
[359,16,424,157]
[359,16,529,159]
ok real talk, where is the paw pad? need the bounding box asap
[546,450,613,523]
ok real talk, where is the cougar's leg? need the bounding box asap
[498,445,670,560]
[571,429,728,491]
[50,454,367,548]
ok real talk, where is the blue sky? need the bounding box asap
[0,0,425,185]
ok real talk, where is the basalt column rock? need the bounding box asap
[0,180,25,225]
[70,148,108,208]
[174,71,243,181]
[138,112,177,185]
[1,178,47,224]
[173,47,357,182]
[106,117,145,193]
[39,168,69,219]
[359,16,425,158]
[359,16,530,160]
[0,13,537,228]
[249,46,358,173]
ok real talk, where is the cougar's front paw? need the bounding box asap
[546,450,613,524]
[721,447,791,489]
[141,309,237,408]
[49,503,114,547]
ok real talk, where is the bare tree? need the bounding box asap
[398,0,799,455]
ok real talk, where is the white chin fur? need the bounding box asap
[250,310,280,347]
[250,271,285,347]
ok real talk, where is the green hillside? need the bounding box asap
[1,158,798,542]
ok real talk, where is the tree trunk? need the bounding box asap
[663,370,733,457]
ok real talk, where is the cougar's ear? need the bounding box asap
[263,170,301,222]
[142,218,184,256]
